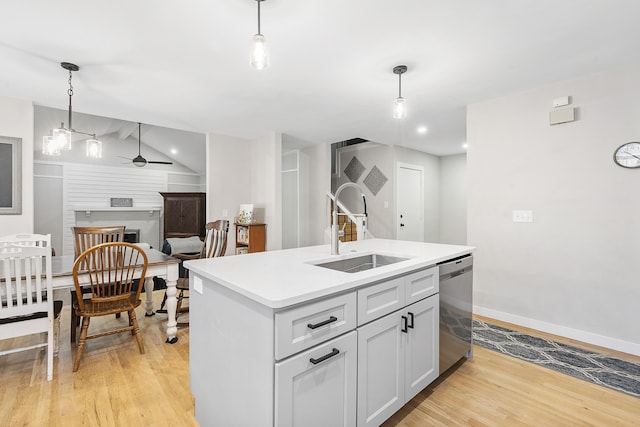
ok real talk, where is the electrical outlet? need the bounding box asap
[512,210,533,223]
[194,276,203,294]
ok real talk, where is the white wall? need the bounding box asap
[207,133,253,255]
[250,132,282,251]
[439,154,467,244]
[468,67,640,355]
[0,96,33,236]
[207,132,283,253]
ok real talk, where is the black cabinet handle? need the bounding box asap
[310,348,340,365]
[401,315,408,333]
[307,316,338,330]
[407,312,414,329]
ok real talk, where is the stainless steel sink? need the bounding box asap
[312,253,409,273]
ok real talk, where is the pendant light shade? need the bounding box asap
[250,0,269,70]
[43,62,103,157]
[86,137,102,159]
[251,33,269,70]
[392,65,408,119]
[393,97,407,119]
[42,125,72,155]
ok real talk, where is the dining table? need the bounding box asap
[51,247,181,344]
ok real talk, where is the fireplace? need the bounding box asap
[124,228,140,243]
[71,207,161,255]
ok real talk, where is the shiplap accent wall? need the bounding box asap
[34,161,203,255]
[168,172,206,192]
[62,164,167,255]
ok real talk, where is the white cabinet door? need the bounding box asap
[275,332,357,427]
[404,295,439,401]
[357,312,405,427]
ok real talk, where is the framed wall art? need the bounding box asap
[0,136,22,214]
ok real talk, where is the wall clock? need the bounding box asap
[614,142,640,168]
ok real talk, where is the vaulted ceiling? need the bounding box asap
[3,1,640,161]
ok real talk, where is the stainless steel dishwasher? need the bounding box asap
[438,254,473,374]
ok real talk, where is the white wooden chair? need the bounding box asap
[0,233,60,381]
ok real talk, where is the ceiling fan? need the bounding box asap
[121,122,173,167]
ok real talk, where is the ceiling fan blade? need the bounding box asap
[117,156,133,160]
[148,160,173,165]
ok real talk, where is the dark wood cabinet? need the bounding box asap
[160,192,206,239]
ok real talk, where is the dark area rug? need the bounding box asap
[472,319,640,398]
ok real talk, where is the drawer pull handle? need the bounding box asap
[401,315,408,333]
[308,316,338,330]
[310,348,340,365]
[407,312,414,329]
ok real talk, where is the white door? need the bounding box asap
[357,312,405,427]
[404,296,439,401]
[396,163,424,241]
[275,332,357,427]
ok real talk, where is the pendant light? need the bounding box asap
[392,65,408,119]
[250,0,269,70]
[85,136,102,159]
[42,62,103,157]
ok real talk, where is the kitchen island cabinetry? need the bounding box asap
[357,272,439,427]
[275,331,357,427]
[186,239,473,427]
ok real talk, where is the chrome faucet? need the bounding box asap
[331,182,367,255]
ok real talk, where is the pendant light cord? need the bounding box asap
[257,0,262,35]
[398,72,402,98]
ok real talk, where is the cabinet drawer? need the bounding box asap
[357,277,405,325]
[275,292,356,360]
[405,266,438,305]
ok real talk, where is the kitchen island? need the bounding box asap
[185,239,474,427]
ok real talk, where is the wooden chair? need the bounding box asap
[173,220,229,327]
[71,242,148,372]
[70,226,125,343]
[0,234,62,381]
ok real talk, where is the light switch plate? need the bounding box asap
[512,210,533,223]
[193,276,204,294]
[552,96,570,108]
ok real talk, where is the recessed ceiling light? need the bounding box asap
[462,143,468,149]
[417,126,428,134]
[170,148,177,155]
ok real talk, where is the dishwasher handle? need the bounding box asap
[439,255,473,278]
[440,266,472,281]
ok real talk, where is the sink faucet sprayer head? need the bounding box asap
[362,194,367,217]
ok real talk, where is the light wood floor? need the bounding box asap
[1,296,639,426]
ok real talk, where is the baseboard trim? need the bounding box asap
[473,305,640,357]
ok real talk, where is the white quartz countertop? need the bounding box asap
[184,239,474,309]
